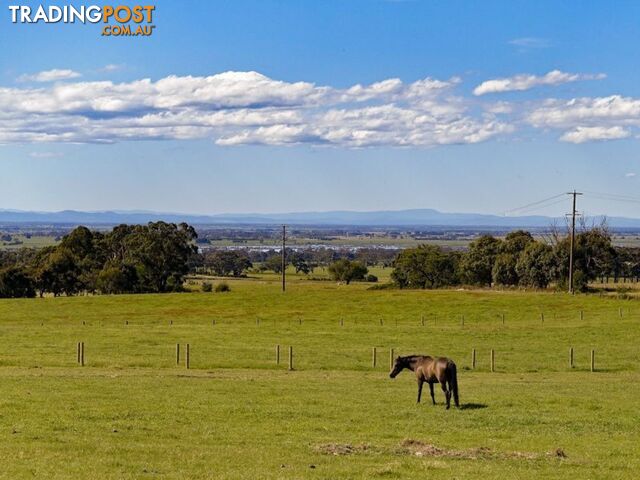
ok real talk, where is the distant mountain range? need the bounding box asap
[2,208,640,229]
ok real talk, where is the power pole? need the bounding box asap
[567,190,583,294]
[282,225,286,292]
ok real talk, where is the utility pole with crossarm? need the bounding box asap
[281,225,286,292]
[567,190,583,294]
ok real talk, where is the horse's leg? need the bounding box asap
[416,379,424,404]
[429,382,436,405]
[439,379,451,409]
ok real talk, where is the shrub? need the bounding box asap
[366,274,378,283]
[0,267,35,298]
[201,281,213,292]
[391,245,459,289]
[328,259,368,284]
[215,282,231,293]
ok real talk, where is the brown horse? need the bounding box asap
[389,355,459,409]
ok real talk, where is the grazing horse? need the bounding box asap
[389,355,459,409]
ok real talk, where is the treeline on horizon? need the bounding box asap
[0,222,639,298]
[391,229,634,291]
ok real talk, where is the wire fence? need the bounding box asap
[0,306,636,373]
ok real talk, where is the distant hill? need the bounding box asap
[1,208,640,228]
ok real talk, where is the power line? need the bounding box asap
[583,191,640,205]
[510,197,568,216]
[503,193,566,216]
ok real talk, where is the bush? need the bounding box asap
[0,267,35,298]
[215,282,231,293]
[391,245,459,289]
[201,281,213,292]
[366,274,378,283]
[328,259,368,284]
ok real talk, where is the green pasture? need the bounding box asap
[0,280,638,479]
[0,235,59,251]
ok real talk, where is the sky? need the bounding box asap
[1,0,640,218]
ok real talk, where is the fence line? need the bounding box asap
[57,343,609,373]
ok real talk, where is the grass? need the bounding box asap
[0,278,638,478]
[0,235,59,251]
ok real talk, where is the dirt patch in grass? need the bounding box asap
[314,443,373,456]
[314,440,568,461]
[399,439,566,461]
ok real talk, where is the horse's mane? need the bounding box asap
[402,354,427,361]
[400,355,432,362]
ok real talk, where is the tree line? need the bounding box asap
[391,228,637,291]
[0,223,197,298]
[194,247,395,277]
[195,250,377,283]
[1,223,639,298]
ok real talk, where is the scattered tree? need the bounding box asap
[328,259,368,284]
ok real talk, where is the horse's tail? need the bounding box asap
[448,360,460,407]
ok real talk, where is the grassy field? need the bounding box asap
[0,235,59,251]
[0,278,638,479]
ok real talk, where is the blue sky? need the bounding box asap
[1,0,640,217]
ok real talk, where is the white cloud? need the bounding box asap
[526,95,640,143]
[18,69,82,83]
[473,70,605,96]
[10,70,640,148]
[0,71,512,148]
[625,172,636,178]
[559,126,630,143]
[483,101,513,114]
[527,95,640,128]
[99,64,124,73]
[29,151,64,158]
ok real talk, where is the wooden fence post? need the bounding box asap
[77,342,81,364]
[461,315,465,328]
[471,348,476,369]
[340,318,344,327]
[569,347,574,369]
[540,313,544,325]
[590,349,595,372]
[421,314,425,327]
[379,318,383,326]
[501,313,505,325]
[276,345,280,365]
[80,342,85,367]
[372,347,377,368]
[490,349,495,373]
[580,310,583,321]
[288,346,293,371]
[389,348,394,369]
[619,308,623,318]
[176,344,180,365]
[185,344,190,369]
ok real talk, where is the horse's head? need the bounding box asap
[389,356,407,378]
